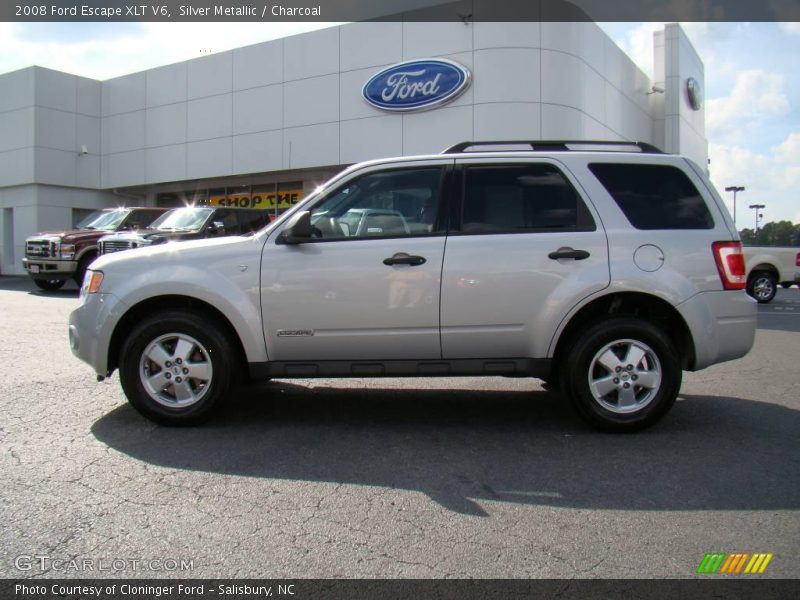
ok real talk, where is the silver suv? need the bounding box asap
[69,141,756,431]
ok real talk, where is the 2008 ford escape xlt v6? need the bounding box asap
[69,141,756,431]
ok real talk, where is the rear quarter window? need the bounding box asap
[589,163,714,230]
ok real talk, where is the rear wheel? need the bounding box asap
[560,317,682,432]
[780,282,792,289]
[33,278,66,291]
[119,311,235,425]
[747,271,777,303]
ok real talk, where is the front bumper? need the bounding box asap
[22,257,77,279]
[69,292,129,376]
[676,290,757,371]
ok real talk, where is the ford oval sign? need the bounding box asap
[362,59,471,112]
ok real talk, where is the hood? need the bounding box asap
[29,229,110,244]
[140,229,204,243]
[99,228,203,244]
[91,234,258,272]
[100,228,159,240]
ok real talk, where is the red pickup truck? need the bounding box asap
[22,207,168,291]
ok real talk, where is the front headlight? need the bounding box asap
[60,243,76,260]
[80,270,104,298]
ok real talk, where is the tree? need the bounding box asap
[739,221,800,246]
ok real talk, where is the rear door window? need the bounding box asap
[459,163,595,233]
[589,163,714,230]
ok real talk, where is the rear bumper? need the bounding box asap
[677,290,757,371]
[22,257,77,279]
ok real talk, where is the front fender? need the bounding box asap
[96,238,267,364]
[75,245,99,264]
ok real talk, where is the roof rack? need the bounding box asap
[442,140,664,154]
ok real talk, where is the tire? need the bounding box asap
[539,365,560,390]
[33,278,66,291]
[746,271,777,304]
[119,311,235,425]
[780,282,792,289]
[539,378,559,390]
[73,252,97,286]
[559,317,682,432]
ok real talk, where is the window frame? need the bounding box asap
[449,159,598,236]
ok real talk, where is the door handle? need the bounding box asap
[383,252,427,266]
[548,247,591,261]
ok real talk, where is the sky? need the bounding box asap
[0,20,797,225]
[599,22,800,228]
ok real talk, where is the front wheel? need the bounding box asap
[73,253,97,286]
[119,312,235,425]
[560,317,682,432]
[33,278,66,291]
[747,271,777,303]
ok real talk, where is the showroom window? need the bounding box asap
[155,183,305,218]
[156,190,208,208]
[71,208,96,228]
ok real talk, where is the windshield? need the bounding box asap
[76,209,131,231]
[150,207,214,231]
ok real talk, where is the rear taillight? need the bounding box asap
[795,252,800,268]
[712,241,746,290]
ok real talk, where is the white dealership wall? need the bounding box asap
[653,24,707,164]
[0,21,707,275]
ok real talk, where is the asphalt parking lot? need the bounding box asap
[1,276,798,579]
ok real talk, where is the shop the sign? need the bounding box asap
[209,189,303,210]
[362,59,471,112]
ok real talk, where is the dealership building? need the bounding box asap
[0,21,706,275]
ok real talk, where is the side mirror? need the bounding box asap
[278,211,313,245]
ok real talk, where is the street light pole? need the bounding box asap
[749,204,765,234]
[725,186,745,227]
